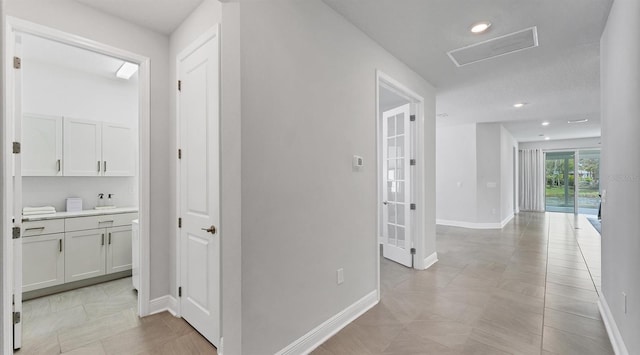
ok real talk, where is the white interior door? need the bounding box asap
[178,29,220,347]
[382,104,413,267]
[12,33,24,350]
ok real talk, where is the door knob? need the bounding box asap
[383,201,389,205]
[201,225,217,234]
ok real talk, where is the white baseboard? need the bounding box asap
[149,295,178,316]
[599,296,629,355]
[422,252,438,270]
[500,213,514,228]
[276,290,378,355]
[436,214,514,230]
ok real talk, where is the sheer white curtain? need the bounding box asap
[519,149,545,212]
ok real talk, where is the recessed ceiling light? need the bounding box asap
[542,121,550,126]
[513,102,527,108]
[116,61,138,80]
[567,118,589,124]
[470,22,492,34]
[545,137,551,140]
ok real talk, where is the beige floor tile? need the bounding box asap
[544,293,602,320]
[23,305,88,340]
[545,282,599,303]
[100,320,180,355]
[60,341,106,355]
[543,308,609,343]
[542,326,614,355]
[17,333,61,355]
[140,332,217,355]
[48,285,109,313]
[58,308,142,352]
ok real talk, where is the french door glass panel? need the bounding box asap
[577,150,600,215]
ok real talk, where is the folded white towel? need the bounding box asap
[23,206,56,213]
[23,210,56,216]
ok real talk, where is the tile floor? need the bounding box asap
[18,277,217,355]
[315,212,613,355]
[19,212,610,355]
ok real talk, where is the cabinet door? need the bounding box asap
[63,118,102,176]
[22,233,65,292]
[102,123,134,176]
[106,225,132,274]
[65,229,106,282]
[22,114,63,176]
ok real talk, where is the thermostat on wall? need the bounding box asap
[353,155,364,169]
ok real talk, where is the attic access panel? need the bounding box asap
[448,27,539,67]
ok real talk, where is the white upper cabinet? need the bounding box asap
[63,117,102,176]
[63,118,134,177]
[22,114,63,176]
[102,123,135,176]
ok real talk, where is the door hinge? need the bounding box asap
[13,56,21,69]
[12,227,20,239]
[178,287,182,297]
[410,159,416,166]
[13,311,20,324]
[178,149,182,159]
[178,218,182,228]
[12,142,21,154]
[410,203,416,210]
[410,114,416,122]
[178,80,182,92]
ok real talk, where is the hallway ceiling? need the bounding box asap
[74,0,205,34]
[323,0,613,142]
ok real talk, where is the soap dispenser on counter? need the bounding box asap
[97,193,105,208]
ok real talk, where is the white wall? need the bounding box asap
[519,137,600,150]
[600,0,639,353]
[500,126,517,221]
[23,60,138,125]
[436,123,516,227]
[239,1,436,353]
[435,124,477,223]
[5,0,172,299]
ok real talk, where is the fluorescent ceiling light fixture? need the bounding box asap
[542,121,550,126]
[545,137,550,140]
[116,62,138,80]
[568,118,589,124]
[513,102,527,108]
[471,22,491,34]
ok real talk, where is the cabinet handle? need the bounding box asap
[103,161,107,173]
[57,159,61,173]
[59,239,62,253]
[101,234,105,246]
[98,161,101,172]
[99,220,114,224]
[24,227,45,231]
[108,233,112,245]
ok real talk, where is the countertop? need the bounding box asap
[22,207,138,222]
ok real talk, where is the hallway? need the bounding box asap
[315,213,612,354]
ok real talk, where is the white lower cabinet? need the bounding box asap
[106,225,132,274]
[22,211,137,292]
[65,229,107,283]
[22,233,65,292]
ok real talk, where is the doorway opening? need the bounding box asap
[544,149,601,216]
[376,71,426,300]
[4,18,151,353]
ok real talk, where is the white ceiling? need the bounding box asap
[323,0,613,142]
[74,0,205,34]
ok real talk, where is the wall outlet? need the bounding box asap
[336,268,344,285]
[623,292,627,314]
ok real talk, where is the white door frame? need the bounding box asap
[375,70,426,300]
[174,25,221,323]
[2,17,152,353]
